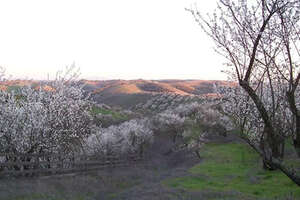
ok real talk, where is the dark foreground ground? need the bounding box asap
[0,133,299,200]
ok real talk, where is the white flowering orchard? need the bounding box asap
[0,68,93,158]
[84,119,153,156]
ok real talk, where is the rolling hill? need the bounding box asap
[0,79,235,108]
[82,79,235,108]
[82,79,234,95]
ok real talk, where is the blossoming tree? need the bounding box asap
[188,0,300,184]
[84,118,153,157]
[0,66,93,167]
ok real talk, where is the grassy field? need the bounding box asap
[164,142,300,200]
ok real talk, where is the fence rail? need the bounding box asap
[0,152,143,177]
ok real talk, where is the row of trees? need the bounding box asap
[84,100,229,159]
[0,68,224,169]
[150,101,230,157]
[0,67,156,170]
[0,67,93,158]
[0,64,236,170]
[188,0,300,185]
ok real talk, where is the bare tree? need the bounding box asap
[187,0,300,185]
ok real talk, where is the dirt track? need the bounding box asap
[0,132,233,200]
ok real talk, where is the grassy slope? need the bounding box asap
[164,142,300,199]
[91,106,128,121]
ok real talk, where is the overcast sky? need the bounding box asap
[0,0,226,80]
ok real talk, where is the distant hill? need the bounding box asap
[81,79,236,108]
[81,79,234,95]
[0,80,54,92]
[0,79,236,109]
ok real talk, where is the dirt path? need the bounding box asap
[0,133,234,200]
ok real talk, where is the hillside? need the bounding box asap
[82,79,235,108]
[0,79,235,109]
[82,79,234,95]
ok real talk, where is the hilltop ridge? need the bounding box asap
[81,79,235,95]
[0,79,236,108]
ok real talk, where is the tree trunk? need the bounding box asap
[263,159,276,170]
[268,134,284,160]
[195,150,201,159]
[286,90,300,158]
[266,159,300,186]
[259,126,284,170]
[293,116,300,157]
[243,137,300,186]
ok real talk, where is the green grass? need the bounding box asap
[165,142,300,199]
[7,85,21,92]
[91,106,128,120]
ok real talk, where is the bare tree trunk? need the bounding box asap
[266,159,300,186]
[286,90,300,157]
[293,116,300,157]
[195,150,201,159]
[260,129,283,170]
[240,81,284,169]
[243,136,300,186]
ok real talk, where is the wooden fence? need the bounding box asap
[0,152,143,177]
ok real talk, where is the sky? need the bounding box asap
[0,0,227,80]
